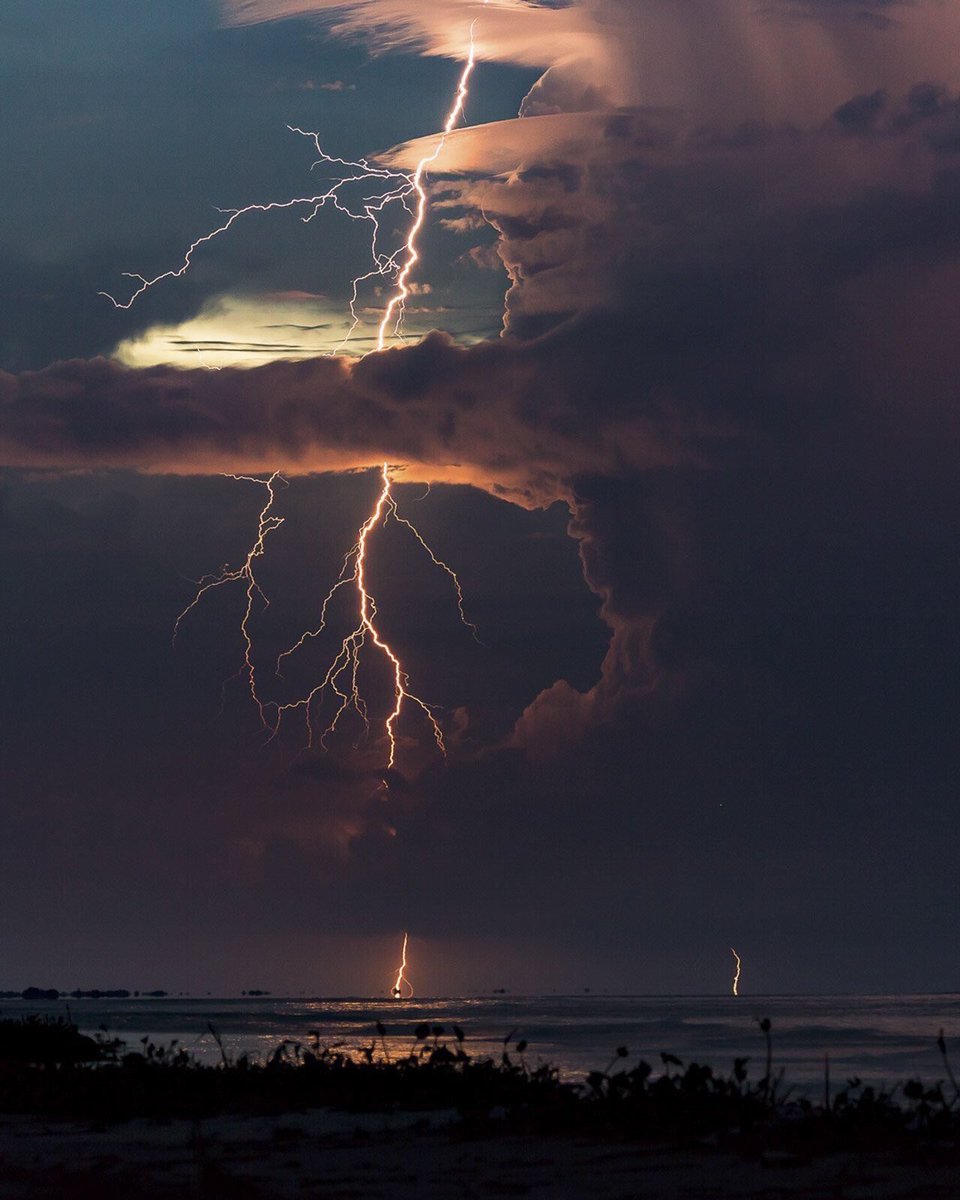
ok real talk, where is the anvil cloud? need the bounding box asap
[2,0,960,991]
[4,57,960,755]
[224,0,960,119]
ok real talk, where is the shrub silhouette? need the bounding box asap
[0,1017,103,1066]
[0,1012,957,1155]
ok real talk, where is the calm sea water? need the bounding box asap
[3,994,958,1092]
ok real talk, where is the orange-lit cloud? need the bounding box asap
[587,0,960,120]
[0,335,699,501]
[222,0,604,73]
[8,11,960,779]
[223,0,960,122]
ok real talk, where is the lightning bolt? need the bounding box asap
[275,463,476,770]
[391,931,413,1000]
[101,17,485,356]
[731,947,742,997]
[110,18,487,769]
[376,18,481,350]
[173,472,285,729]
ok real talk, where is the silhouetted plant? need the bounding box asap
[0,1016,104,1066]
[1,1011,958,1157]
[937,1028,959,1106]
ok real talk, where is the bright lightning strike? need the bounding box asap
[391,931,413,1000]
[275,463,476,770]
[376,19,480,351]
[116,19,487,770]
[101,17,485,356]
[731,947,742,997]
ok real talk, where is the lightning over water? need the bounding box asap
[391,931,413,1000]
[731,947,742,997]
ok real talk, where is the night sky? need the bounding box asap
[2,0,959,997]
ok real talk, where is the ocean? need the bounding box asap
[3,993,957,1093]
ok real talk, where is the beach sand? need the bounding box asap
[0,1109,957,1198]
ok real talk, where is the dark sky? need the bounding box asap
[1,0,959,996]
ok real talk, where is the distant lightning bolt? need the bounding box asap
[275,463,475,770]
[392,931,413,1000]
[731,947,742,997]
[173,472,285,729]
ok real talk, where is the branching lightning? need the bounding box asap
[101,16,484,355]
[174,463,474,772]
[114,16,488,770]
[274,462,476,768]
[391,931,413,1000]
[731,947,742,997]
[173,472,285,729]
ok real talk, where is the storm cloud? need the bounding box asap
[3,0,960,991]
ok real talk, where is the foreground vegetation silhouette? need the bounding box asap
[1,1015,958,1157]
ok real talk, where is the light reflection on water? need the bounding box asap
[2,994,957,1091]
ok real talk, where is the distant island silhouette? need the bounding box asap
[0,988,168,1001]
[0,987,273,1000]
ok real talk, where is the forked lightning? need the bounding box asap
[149,16,487,770]
[275,463,475,768]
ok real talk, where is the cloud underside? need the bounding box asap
[221,0,604,69]
[8,0,960,792]
[11,77,960,465]
[5,82,960,774]
[3,2,960,986]
[222,0,960,119]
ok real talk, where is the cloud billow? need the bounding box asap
[4,0,960,990]
[5,84,960,780]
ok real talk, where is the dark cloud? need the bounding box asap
[4,0,960,992]
[5,93,960,741]
[0,329,707,502]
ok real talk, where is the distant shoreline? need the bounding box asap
[3,990,959,1001]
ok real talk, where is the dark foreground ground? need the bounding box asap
[0,1108,958,1199]
[1,1016,958,1197]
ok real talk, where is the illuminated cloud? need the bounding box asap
[0,332,697,496]
[223,0,960,120]
[6,85,960,784]
[5,0,960,781]
[221,0,604,70]
[110,289,494,368]
[4,1,960,992]
[5,84,960,715]
[588,0,960,119]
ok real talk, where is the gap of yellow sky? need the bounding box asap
[112,291,502,368]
